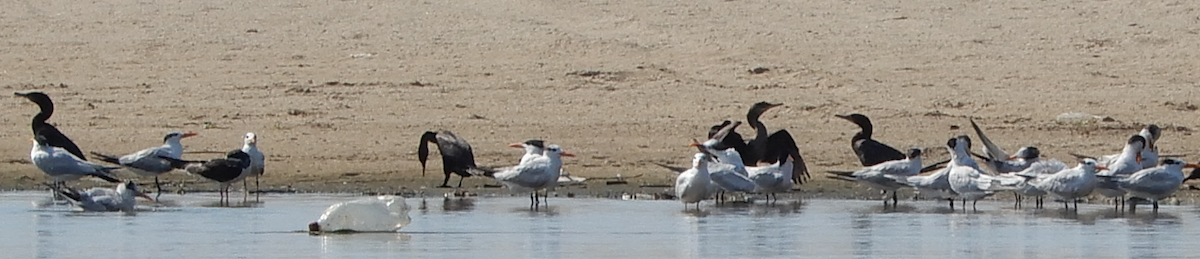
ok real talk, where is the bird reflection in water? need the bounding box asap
[442,197,475,212]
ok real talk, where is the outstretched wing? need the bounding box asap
[763,129,809,184]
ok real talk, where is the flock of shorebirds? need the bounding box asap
[16,91,265,212]
[17,90,1197,213]
[672,102,1197,213]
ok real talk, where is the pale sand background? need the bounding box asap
[2,0,1200,200]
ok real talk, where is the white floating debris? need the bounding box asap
[308,195,411,233]
[349,53,375,58]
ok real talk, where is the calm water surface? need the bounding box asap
[2,192,1198,258]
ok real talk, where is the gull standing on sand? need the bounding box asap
[828,148,923,206]
[1023,159,1103,210]
[241,133,265,201]
[91,131,198,199]
[479,144,575,209]
[1102,158,1199,212]
[1092,135,1147,209]
[30,134,122,196]
[15,92,88,161]
[49,180,153,213]
[160,150,253,205]
[675,153,713,210]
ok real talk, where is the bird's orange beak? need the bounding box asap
[182,132,199,138]
[1096,165,1110,171]
[560,151,576,157]
[28,138,35,143]
[1185,164,1200,169]
[138,192,155,202]
[508,143,524,148]
[1007,155,1018,160]
[689,143,702,147]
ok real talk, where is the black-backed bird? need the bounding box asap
[160,149,252,204]
[835,113,906,167]
[15,91,87,161]
[418,130,485,188]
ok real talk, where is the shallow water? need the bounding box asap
[3,192,1199,258]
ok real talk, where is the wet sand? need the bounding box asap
[2,0,1200,202]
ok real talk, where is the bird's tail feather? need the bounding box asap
[43,183,82,202]
[824,170,859,182]
[652,162,688,174]
[155,155,204,170]
[467,166,497,178]
[89,152,122,165]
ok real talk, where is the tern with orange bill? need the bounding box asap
[1099,158,1199,212]
[477,144,575,210]
[91,131,198,199]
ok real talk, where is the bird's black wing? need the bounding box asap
[434,131,476,177]
[855,139,906,166]
[36,126,87,161]
[763,130,810,184]
[195,158,247,182]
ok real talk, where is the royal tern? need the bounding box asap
[968,118,1041,174]
[91,131,198,198]
[15,92,87,161]
[1093,135,1147,209]
[1021,159,1101,210]
[418,130,485,188]
[49,180,153,212]
[479,144,574,209]
[946,135,1008,210]
[707,102,809,183]
[1102,158,1199,212]
[160,150,252,204]
[746,151,795,203]
[30,134,122,197]
[835,113,906,166]
[906,167,957,209]
[510,139,546,165]
[240,133,265,201]
[828,148,923,206]
[1000,159,1069,208]
[1137,125,1161,169]
[693,138,758,198]
[675,153,714,210]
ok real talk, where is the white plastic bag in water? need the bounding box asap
[309,195,411,233]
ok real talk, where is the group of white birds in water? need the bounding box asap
[16,91,265,213]
[673,102,1197,213]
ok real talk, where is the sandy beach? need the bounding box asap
[3,0,1200,202]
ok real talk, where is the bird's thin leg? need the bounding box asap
[154,177,163,199]
[457,175,465,188]
[972,200,978,211]
[891,192,899,207]
[255,176,261,201]
[1153,201,1159,212]
[948,198,955,210]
